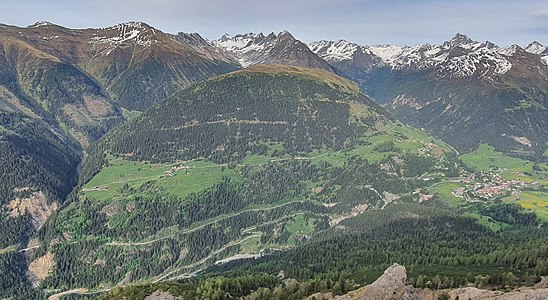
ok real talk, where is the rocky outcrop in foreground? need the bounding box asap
[329,264,415,300]
[309,263,548,300]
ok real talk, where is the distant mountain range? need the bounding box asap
[214,31,334,71]
[311,34,548,158]
[0,21,547,299]
[216,31,547,159]
[0,22,545,218]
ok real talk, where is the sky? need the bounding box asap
[0,0,547,46]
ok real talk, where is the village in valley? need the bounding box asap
[451,167,539,202]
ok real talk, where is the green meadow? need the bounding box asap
[81,156,232,201]
[463,213,509,232]
[285,213,317,245]
[460,144,547,184]
[431,182,466,207]
[510,191,548,222]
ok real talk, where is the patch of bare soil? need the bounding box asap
[83,95,113,117]
[27,251,54,287]
[100,203,121,217]
[9,190,57,229]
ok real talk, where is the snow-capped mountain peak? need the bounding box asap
[28,21,56,28]
[213,32,271,64]
[88,21,160,56]
[309,40,361,62]
[443,33,474,48]
[368,45,406,64]
[312,33,523,79]
[498,44,521,56]
[525,41,547,55]
[388,35,517,78]
[108,21,152,30]
[309,39,384,74]
[214,31,333,71]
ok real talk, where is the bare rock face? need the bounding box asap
[27,251,54,287]
[8,190,57,229]
[489,289,548,300]
[327,264,548,300]
[369,263,407,295]
[144,291,180,300]
[336,263,416,300]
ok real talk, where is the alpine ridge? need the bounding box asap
[310,33,548,158]
[214,31,335,72]
[0,21,241,111]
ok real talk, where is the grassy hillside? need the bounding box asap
[38,66,462,296]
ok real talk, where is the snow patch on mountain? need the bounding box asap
[89,22,156,55]
[28,21,56,28]
[309,40,360,61]
[368,45,406,65]
[525,41,547,55]
[214,32,274,66]
[317,34,515,78]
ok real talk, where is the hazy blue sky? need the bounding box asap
[1,0,547,46]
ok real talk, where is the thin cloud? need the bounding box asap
[531,8,548,17]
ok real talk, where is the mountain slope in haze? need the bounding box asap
[214,31,335,72]
[1,21,241,111]
[39,65,458,294]
[0,23,124,248]
[81,22,241,111]
[311,34,548,158]
[0,31,124,146]
[0,21,243,217]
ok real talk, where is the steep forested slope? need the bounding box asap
[0,22,243,298]
[97,203,548,300]
[34,65,459,296]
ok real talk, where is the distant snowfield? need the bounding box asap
[310,34,527,79]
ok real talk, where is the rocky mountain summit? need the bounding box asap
[312,33,547,80]
[311,33,548,158]
[525,41,548,64]
[214,31,334,71]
